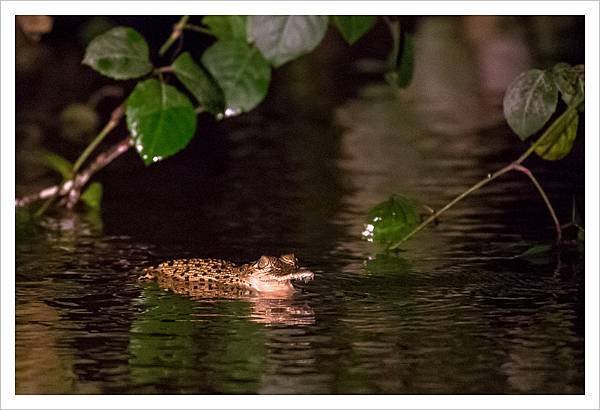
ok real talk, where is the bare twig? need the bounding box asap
[15,137,132,209]
[63,137,132,209]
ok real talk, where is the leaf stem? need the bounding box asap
[72,104,124,175]
[388,162,562,249]
[511,164,562,242]
[154,66,174,75]
[183,23,213,36]
[388,163,516,249]
[159,15,189,57]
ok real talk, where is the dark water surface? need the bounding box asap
[15,17,584,394]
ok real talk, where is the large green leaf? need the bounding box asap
[503,69,558,140]
[332,16,376,45]
[534,107,579,160]
[247,16,329,67]
[551,63,584,108]
[201,40,271,114]
[126,79,197,165]
[202,15,247,40]
[363,194,420,247]
[172,52,225,115]
[82,26,153,80]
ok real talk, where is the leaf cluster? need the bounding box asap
[81,16,402,166]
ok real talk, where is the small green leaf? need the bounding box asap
[363,194,420,246]
[82,26,153,80]
[202,16,247,40]
[534,107,578,160]
[172,52,225,115]
[551,63,584,108]
[202,40,271,114]
[332,16,376,45]
[126,79,197,165]
[503,69,558,140]
[41,151,73,179]
[247,16,329,67]
[518,244,553,265]
[81,182,103,209]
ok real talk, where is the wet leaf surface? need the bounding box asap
[126,79,197,165]
[202,40,271,114]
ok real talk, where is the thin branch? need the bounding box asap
[64,137,132,209]
[388,161,563,249]
[183,23,213,36]
[72,104,124,174]
[15,137,132,209]
[159,15,189,57]
[388,163,516,249]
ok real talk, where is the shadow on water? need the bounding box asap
[15,16,584,394]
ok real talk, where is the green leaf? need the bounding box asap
[202,15,247,40]
[201,40,271,114]
[534,106,579,160]
[247,16,329,67]
[81,182,103,209]
[332,16,376,45]
[551,63,584,108]
[503,69,558,140]
[126,79,197,165]
[172,52,225,115]
[363,194,420,246]
[82,26,153,80]
[41,151,73,179]
[518,244,553,265]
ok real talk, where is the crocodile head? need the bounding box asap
[243,254,314,294]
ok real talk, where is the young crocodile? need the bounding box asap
[139,254,314,297]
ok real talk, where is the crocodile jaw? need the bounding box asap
[246,269,314,294]
[246,277,296,294]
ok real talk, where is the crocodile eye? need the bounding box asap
[257,256,270,269]
[280,254,296,266]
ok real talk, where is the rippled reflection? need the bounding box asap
[16,16,583,394]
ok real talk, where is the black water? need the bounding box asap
[15,16,584,394]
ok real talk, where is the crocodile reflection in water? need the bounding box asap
[139,254,316,325]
